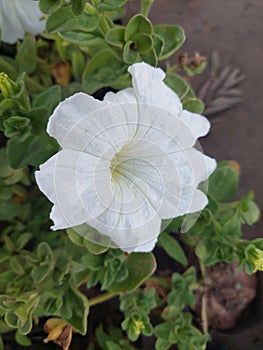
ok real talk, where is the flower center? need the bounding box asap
[109,145,130,182]
[110,152,123,180]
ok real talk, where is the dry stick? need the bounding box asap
[200,262,209,334]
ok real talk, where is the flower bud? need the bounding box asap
[131,315,145,335]
[245,245,263,273]
[0,73,19,98]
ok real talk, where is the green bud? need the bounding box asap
[3,116,31,138]
[245,244,263,273]
[0,73,19,98]
[131,315,145,335]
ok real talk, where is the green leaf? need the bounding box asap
[62,282,89,334]
[95,324,114,350]
[158,232,187,265]
[32,85,62,114]
[72,0,85,15]
[15,33,37,74]
[46,6,74,32]
[133,33,153,54]
[5,310,18,328]
[39,0,62,13]
[109,253,156,292]
[110,72,131,91]
[0,199,21,220]
[67,224,111,253]
[16,232,33,250]
[82,253,103,271]
[123,41,140,64]
[182,98,204,114]
[71,50,85,80]
[155,337,170,350]
[3,116,31,138]
[106,341,122,350]
[125,14,153,41]
[242,200,260,225]
[0,56,17,79]
[27,132,59,167]
[6,133,31,168]
[46,7,99,33]
[31,266,52,283]
[0,186,12,200]
[238,192,260,225]
[152,33,164,57]
[24,107,50,135]
[222,210,241,238]
[167,268,196,308]
[154,25,185,60]
[208,161,240,202]
[86,241,110,255]
[120,288,156,341]
[3,293,40,335]
[10,256,26,275]
[141,48,157,66]
[15,330,32,346]
[184,61,207,77]
[59,31,107,48]
[83,50,127,94]
[106,27,125,48]
[37,242,53,260]
[164,73,193,99]
[97,0,128,11]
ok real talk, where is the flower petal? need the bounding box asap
[180,109,211,138]
[48,96,141,158]
[47,92,108,148]
[127,104,197,154]
[128,62,182,116]
[87,206,161,253]
[104,88,136,104]
[0,0,45,44]
[35,149,113,229]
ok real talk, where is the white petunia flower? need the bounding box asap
[0,0,45,44]
[35,62,216,253]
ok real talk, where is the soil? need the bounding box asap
[195,262,257,330]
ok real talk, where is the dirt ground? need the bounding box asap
[125,1,263,349]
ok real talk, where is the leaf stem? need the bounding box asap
[141,0,154,17]
[89,292,118,307]
[84,3,97,15]
[166,63,180,74]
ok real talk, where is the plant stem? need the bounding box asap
[99,15,110,35]
[201,290,208,334]
[141,0,154,17]
[89,292,118,307]
[166,63,180,74]
[84,3,97,15]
